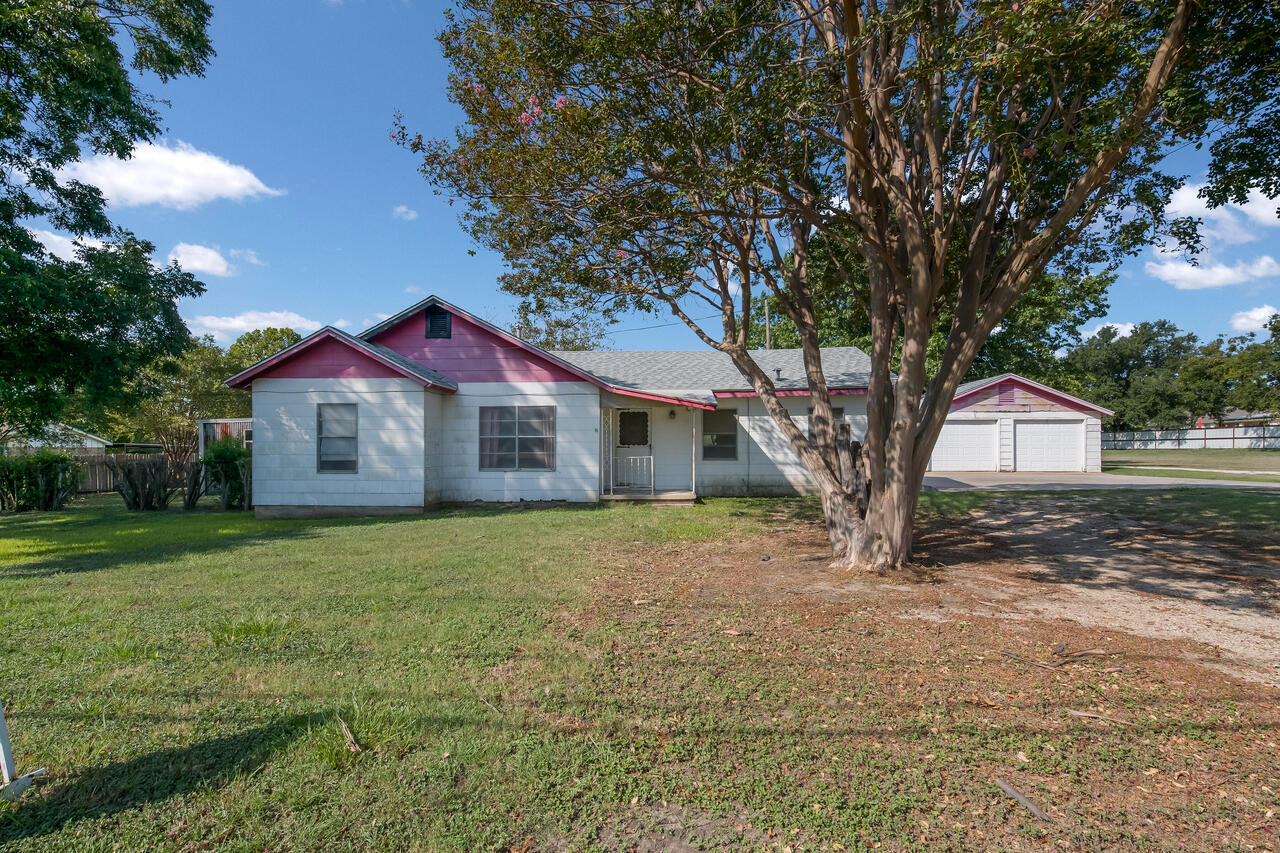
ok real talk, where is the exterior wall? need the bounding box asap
[251,377,427,508]
[438,381,600,502]
[423,391,444,502]
[371,311,582,383]
[1084,418,1101,472]
[952,379,1096,415]
[695,396,869,496]
[251,336,405,380]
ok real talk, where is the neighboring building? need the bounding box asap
[1,423,113,456]
[197,418,254,456]
[228,296,1109,517]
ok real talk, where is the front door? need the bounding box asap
[614,409,652,488]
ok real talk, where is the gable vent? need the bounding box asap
[997,382,1016,405]
[425,305,451,339]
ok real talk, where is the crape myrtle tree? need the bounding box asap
[402,0,1280,568]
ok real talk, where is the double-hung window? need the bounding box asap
[702,409,738,460]
[805,407,845,443]
[479,406,555,470]
[317,403,358,472]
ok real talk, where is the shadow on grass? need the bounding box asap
[0,712,325,842]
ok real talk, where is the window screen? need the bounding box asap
[702,409,737,459]
[805,407,845,442]
[425,305,451,338]
[479,406,555,470]
[617,411,649,447]
[317,404,358,472]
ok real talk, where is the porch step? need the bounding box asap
[601,490,697,505]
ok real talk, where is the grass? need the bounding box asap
[1103,447,1280,472]
[1,491,1276,850]
[1103,465,1280,483]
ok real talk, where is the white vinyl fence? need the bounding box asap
[1103,426,1280,450]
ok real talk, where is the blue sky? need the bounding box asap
[35,0,1280,349]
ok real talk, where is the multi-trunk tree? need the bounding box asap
[405,0,1280,568]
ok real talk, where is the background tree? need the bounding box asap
[227,327,303,370]
[1060,322,1198,430]
[407,0,1280,568]
[511,304,613,351]
[0,0,213,435]
[111,337,247,471]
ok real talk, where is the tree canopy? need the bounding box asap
[0,0,214,436]
[407,0,1280,567]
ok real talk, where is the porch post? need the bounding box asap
[690,408,697,495]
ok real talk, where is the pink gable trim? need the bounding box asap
[371,311,582,383]
[369,302,717,410]
[714,388,867,398]
[950,375,1110,415]
[225,329,453,390]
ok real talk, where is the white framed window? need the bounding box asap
[317,404,358,472]
[804,406,845,442]
[479,406,555,471]
[617,410,650,447]
[702,409,738,460]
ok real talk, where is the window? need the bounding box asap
[425,305,451,338]
[617,410,649,447]
[702,409,737,459]
[479,406,555,470]
[805,407,845,443]
[317,404,358,472]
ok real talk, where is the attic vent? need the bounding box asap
[997,382,1016,405]
[425,305,451,339]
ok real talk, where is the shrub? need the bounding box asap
[203,437,251,510]
[107,456,178,511]
[0,450,82,512]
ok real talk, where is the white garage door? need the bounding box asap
[930,420,998,471]
[1014,420,1084,471]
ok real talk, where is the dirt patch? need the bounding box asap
[566,498,1280,851]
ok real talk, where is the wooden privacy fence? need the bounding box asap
[1103,426,1280,450]
[71,452,163,493]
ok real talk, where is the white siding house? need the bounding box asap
[228,297,1113,516]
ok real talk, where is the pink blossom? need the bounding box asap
[531,106,542,116]
[472,82,484,94]
[528,95,539,106]
[518,111,535,125]
[613,249,628,260]
[554,95,569,110]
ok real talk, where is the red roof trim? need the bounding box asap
[224,328,456,392]
[951,374,1113,416]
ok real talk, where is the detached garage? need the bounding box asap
[929,373,1112,472]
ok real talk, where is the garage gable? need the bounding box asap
[950,374,1108,416]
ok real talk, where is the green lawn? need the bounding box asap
[1103,465,1280,483]
[1,492,1276,850]
[1103,447,1280,472]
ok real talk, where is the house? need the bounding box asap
[197,418,254,456]
[1,423,113,456]
[228,296,1109,517]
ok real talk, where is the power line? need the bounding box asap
[608,313,723,334]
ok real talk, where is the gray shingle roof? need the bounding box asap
[361,339,459,390]
[551,347,872,401]
[955,372,1015,398]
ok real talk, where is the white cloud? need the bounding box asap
[333,318,352,329]
[1230,304,1279,333]
[1084,321,1136,339]
[1166,183,1279,245]
[29,229,103,261]
[1144,255,1280,290]
[62,140,283,210]
[187,310,324,343]
[229,248,265,266]
[392,204,419,221]
[168,243,233,277]
[405,285,422,294]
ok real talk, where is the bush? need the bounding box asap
[107,456,179,511]
[0,450,82,512]
[203,438,251,510]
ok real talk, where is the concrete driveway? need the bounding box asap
[923,471,1280,491]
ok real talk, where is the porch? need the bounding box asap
[600,403,700,499]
